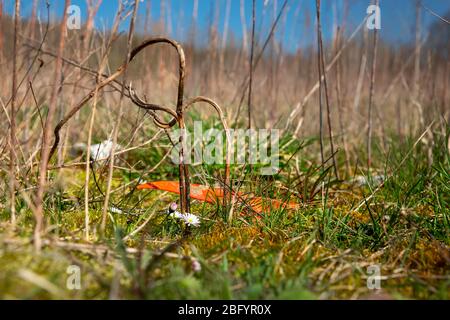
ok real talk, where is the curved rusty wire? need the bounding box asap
[128,38,186,115]
[128,83,178,129]
[49,37,186,163]
[125,37,190,214]
[48,36,234,216]
[182,96,232,210]
[46,37,191,214]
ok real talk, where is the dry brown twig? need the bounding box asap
[232,0,289,127]
[87,1,126,239]
[316,0,339,179]
[101,0,139,237]
[9,0,20,225]
[34,0,70,251]
[247,0,256,131]
[285,14,369,130]
[333,27,351,176]
[367,0,379,169]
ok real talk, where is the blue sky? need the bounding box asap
[4,0,450,51]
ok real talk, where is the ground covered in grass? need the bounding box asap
[0,130,448,300]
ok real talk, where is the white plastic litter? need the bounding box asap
[73,140,122,162]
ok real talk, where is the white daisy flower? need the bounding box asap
[181,213,201,227]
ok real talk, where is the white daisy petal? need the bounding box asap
[181,213,201,227]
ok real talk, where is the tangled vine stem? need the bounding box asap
[49,37,185,163]
[48,36,231,216]
[128,84,178,128]
[129,95,233,211]
[47,37,191,213]
[183,96,232,208]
